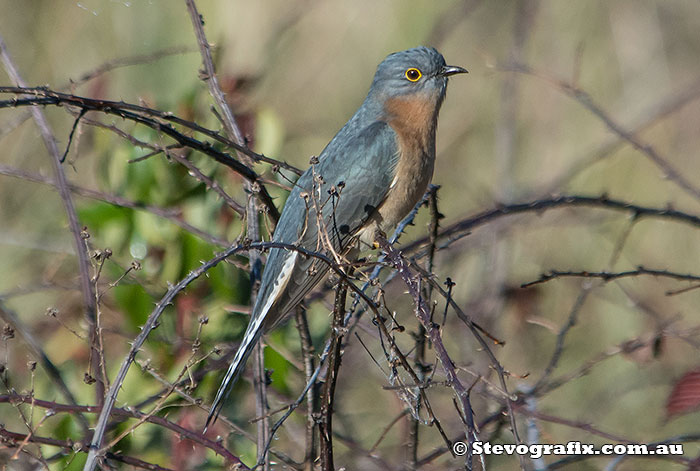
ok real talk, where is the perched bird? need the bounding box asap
[206,46,466,427]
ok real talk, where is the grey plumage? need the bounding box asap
[206,46,465,429]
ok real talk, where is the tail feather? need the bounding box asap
[204,325,263,431]
[205,251,299,431]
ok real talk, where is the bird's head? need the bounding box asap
[369,46,467,105]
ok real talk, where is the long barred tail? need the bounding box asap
[204,323,264,432]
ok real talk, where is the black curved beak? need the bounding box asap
[439,65,468,77]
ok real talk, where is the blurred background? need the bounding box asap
[1,1,700,470]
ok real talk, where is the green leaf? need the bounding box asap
[113,283,154,328]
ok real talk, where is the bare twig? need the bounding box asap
[0,393,242,465]
[131,345,301,469]
[71,45,195,87]
[0,162,231,247]
[403,195,700,256]
[0,46,196,142]
[0,35,105,407]
[252,340,271,471]
[81,116,245,216]
[530,216,639,396]
[539,332,667,396]
[253,238,442,464]
[532,288,590,393]
[539,74,700,195]
[369,409,410,454]
[294,306,318,471]
[503,62,700,201]
[82,241,257,471]
[0,301,89,431]
[80,238,375,471]
[522,266,700,288]
[182,3,272,468]
[319,279,349,471]
[167,151,245,215]
[407,186,441,469]
[3,86,302,176]
[0,425,174,471]
[60,108,87,163]
[0,86,283,221]
[377,235,479,470]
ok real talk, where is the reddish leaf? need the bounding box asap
[172,411,208,471]
[667,367,700,418]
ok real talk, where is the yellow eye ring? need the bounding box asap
[405,67,422,82]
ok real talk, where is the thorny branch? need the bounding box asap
[522,267,700,289]
[4,26,700,471]
[0,393,240,464]
[0,35,106,411]
[294,306,319,471]
[403,194,700,257]
[0,86,286,222]
[0,425,174,471]
[182,2,273,468]
[0,162,231,248]
[502,62,700,201]
[82,240,259,471]
[0,300,89,431]
[319,278,349,471]
[377,235,480,471]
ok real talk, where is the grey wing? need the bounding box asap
[205,121,399,428]
[255,120,399,329]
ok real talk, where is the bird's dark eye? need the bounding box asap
[405,68,422,82]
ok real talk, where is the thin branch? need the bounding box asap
[516,407,636,444]
[0,163,231,247]
[521,266,700,288]
[81,238,377,471]
[294,306,318,471]
[167,151,245,215]
[258,336,333,465]
[319,279,349,471]
[0,47,196,143]
[60,108,87,163]
[407,186,441,469]
[129,345,300,469]
[377,235,479,470]
[253,243,439,464]
[184,0,245,152]
[82,241,258,471]
[369,409,410,454]
[182,4,272,469]
[538,332,667,396]
[0,301,89,431]
[368,290,456,455]
[0,425,174,471]
[530,217,642,397]
[504,61,700,201]
[539,74,700,195]
[0,394,241,465]
[0,35,104,406]
[403,194,700,256]
[0,86,283,221]
[532,288,590,393]
[252,341,270,471]
[1,86,301,176]
[80,116,245,215]
[72,46,196,87]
